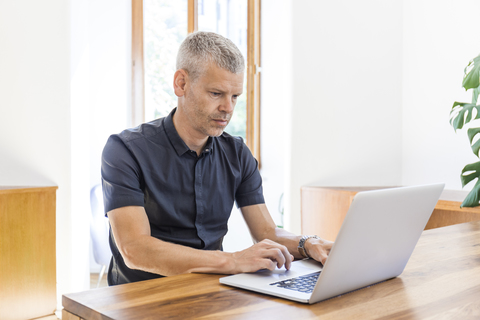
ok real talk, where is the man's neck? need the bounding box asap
[172,109,208,156]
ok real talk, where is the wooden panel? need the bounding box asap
[246,0,261,163]
[301,188,356,241]
[131,0,145,126]
[187,0,198,34]
[0,186,57,320]
[62,222,480,319]
[301,186,480,241]
[425,198,480,229]
[301,186,392,241]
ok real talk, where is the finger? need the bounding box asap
[306,246,323,265]
[283,250,293,270]
[325,241,333,251]
[270,245,292,269]
[257,240,292,270]
[319,252,328,265]
[267,248,286,269]
[285,255,294,270]
[259,258,277,271]
[272,243,292,269]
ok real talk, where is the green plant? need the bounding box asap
[450,53,480,207]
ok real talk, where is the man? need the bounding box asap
[102,31,332,286]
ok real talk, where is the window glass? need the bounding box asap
[144,0,188,122]
[198,0,248,139]
[144,0,247,141]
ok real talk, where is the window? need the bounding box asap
[132,0,261,161]
[197,0,248,139]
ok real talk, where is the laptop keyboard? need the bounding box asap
[269,271,321,294]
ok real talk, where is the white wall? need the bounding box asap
[260,0,291,227]
[402,0,480,190]
[70,0,131,273]
[87,0,132,190]
[88,0,132,272]
[287,0,404,233]
[0,0,131,310]
[0,0,81,310]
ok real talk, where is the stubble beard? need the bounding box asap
[188,88,232,138]
[201,114,230,137]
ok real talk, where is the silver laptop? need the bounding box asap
[220,184,445,304]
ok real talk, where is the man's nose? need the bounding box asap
[219,96,235,113]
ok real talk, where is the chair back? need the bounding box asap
[90,184,112,267]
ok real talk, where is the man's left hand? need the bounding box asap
[304,237,333,265]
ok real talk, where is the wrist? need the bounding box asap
[222,251,237,274]
[298,235,319,258]
[304,238,316,257]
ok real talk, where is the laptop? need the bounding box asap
[220,183,445,304]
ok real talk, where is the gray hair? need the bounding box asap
[176,31,245,81]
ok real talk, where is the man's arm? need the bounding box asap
[108,206,295,276]
[240,203,333,264]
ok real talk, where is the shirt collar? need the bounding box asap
[164,108,215,156]
[164,108,190,156]
[203,137,214,155]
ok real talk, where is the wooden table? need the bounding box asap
[301,187,480,241]
[63,221,480,319]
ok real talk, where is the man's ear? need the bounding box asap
[173,69,188,97]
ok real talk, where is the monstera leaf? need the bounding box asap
[450,102,480,130]
[463,55,480,91]
[473,87,480,105]
[468,127,480,156]
[460,161,480,207]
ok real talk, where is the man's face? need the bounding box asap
[182,63,244,138]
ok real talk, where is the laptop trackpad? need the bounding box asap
[246,259,323,284]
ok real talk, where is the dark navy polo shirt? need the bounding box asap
[101,108,264,285]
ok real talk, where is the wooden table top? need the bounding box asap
[63,221,480,320]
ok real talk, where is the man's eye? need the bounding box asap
[211,92,221,97]
[233,95,239,100]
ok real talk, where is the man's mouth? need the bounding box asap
[212,118,229,126]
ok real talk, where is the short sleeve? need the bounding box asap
[235,143,265,208]
[101,135,145,214]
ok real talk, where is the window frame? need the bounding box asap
[131,0,261,162]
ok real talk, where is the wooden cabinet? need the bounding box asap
[0,186,57,320]
[301,186,480,242]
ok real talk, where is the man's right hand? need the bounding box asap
[228,239,294,274]
[108,206,294,277]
